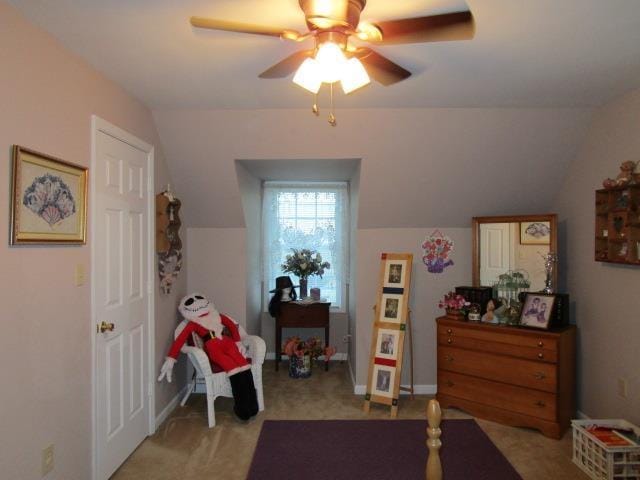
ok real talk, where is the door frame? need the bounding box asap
[90,115,156,480]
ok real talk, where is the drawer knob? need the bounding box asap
[538,353,544,359]
[446,329,452,334]
[447,338,453,344]
[537,341,544,347]
[533,372,546,380]
[535,400,546,407]
[445,355,454,362]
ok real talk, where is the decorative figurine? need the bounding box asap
[541,252,558,294]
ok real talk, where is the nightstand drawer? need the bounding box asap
[438,345,557,393]
[438,371,557,421]
[438,323,558,351]
[438,334,558,363]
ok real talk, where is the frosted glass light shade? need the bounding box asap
[293,58,322,93]
[316,42,347,83]
[341,58,370,94]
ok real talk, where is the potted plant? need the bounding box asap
[438,291,470,319]
[283,336,337,378]
[281,248,330,298]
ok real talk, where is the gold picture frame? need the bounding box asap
[10,145,87,245]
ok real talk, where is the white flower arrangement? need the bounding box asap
[281,248,330,279]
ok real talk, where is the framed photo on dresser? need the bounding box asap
[519,293,556,329]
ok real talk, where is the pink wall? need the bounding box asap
[553,87,640,424]
[0,2,186,479]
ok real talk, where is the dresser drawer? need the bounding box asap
[438,371,557,421]
[438,334,557,363]
[438,345,557,393]
[438,323,557,351]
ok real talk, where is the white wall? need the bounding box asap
[355,228,472,387]
[553,87,640,424]
[0,3,187,479]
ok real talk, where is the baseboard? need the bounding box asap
[155,385,188,429]
[353,384,437,395]
[576,410,590,420]
[348,360,356,389]
[266,352,348,361]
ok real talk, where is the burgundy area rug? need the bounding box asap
[247,419,522,480]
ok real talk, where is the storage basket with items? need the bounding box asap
[572,419,640,480]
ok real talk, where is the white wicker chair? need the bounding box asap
[175,319,265,427]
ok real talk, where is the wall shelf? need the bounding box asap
[595,185,640,265]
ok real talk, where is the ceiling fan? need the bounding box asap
[191,0,475,124]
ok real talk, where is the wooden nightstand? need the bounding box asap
[275,302,331,371]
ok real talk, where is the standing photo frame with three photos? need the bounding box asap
[364,253,413,417]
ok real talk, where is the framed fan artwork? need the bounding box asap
[10,145,87,245]
[364,253,413,418]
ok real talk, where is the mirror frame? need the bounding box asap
[472,214,558,288]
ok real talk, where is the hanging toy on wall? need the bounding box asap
[422,230,455,274]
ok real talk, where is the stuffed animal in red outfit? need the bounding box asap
[157,293,258,421]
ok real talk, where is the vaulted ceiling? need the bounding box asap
[7,1,640,228]
[9,0,640,108]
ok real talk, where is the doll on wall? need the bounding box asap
[157,293,259,421]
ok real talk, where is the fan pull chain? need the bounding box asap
[312,92,319,116]
[328,83,337,127]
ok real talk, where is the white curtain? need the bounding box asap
[262,181,348,309]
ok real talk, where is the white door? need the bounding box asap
[93,122,153,479]
[479,222,512,286]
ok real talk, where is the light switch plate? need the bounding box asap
[75,264,85,286]
[42,444,54,476]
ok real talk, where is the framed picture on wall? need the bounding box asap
[520,221,551,245]
[10,145,87,245]
[519,293,556,329]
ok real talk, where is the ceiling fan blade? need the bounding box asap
[365,10,475,45]
[259,50,314,79]
[353,48,411,86]
[190,16,301,40]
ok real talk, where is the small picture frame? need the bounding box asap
[375,329,399,360]
[10,145,87,245]
[372,364,395,398]
[519,293,556,329]
[383,259,407,288]
[520,221,551,245]
[379,293,404,323]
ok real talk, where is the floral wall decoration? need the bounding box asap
[421,230,455,274]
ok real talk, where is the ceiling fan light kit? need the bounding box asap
[190,0,475,125]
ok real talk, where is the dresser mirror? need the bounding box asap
[472,214,558,294]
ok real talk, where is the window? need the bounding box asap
[262,182,348,309]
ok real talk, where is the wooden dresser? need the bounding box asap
[436,317,576,439]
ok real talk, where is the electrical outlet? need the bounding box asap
[617,378,628,399]
[42,444,54,476]
[342,334,352,343]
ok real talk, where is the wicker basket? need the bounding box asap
[572,419,640,480]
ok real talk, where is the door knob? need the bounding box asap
[98,321,115,333]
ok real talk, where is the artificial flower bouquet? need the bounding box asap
[281,248,330,279]
[438,291,470,318]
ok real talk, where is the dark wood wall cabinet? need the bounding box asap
[436,317,576,439]
[595,185,640,264]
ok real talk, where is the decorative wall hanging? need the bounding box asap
[519,221,551,245]
[156,186,182,293]
[10,145,87,245]
[364,253,413,418]
[421,230,454,273]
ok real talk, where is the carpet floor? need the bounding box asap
[248,419,522,480]
[112,361,588,480]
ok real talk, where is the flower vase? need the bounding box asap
[289,354,311,378]
[446,308,465,320]
[299,278,308,298]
